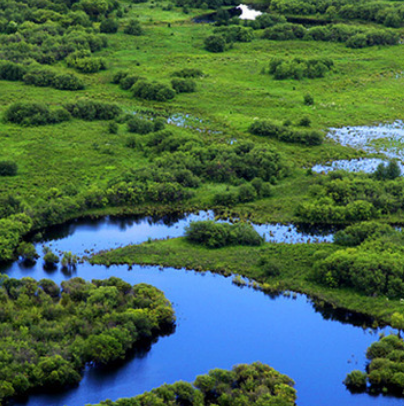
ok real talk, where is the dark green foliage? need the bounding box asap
[120,75,143,90]
[91,362,296,406]
[373,161,402,180]
[213,26,254,43]
[344,370,367,392]
[213,190,239,206]
[346,335,404,395]
[268,57,334,80]
[132,80,175,101]
[259,256,281,277]
[23,69,84,91]
[0,61,27,81]
[4,102,71,126]
[124,19,143,36]
[334,222,396,247]
[171,78,196,93]
[299,116,311,127]
[172,68,203,78]
[43,247,59,265]
[100,19,119,34]
[249,120,323,146]
[0,276,174,404]
[304,94,314,105]
[66,51,107,73]
[127,116,155,134]
[297,172,404,223]
[108,121,118,134]
[64,99,121,121]
[185,221,263,248]
[16,242,38,263]
[238,183,257,202]
[204,35,225,53]
[263,23,306,41]
[0,161,17,176]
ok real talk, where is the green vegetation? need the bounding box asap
[89,362,296,406]
[345,334,404,396]
[90,233,404,324]
[0,276,175,404]
[185,221,263,248]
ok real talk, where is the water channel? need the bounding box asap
[0,212,399,406]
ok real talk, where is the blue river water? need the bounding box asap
[1,212,399,406]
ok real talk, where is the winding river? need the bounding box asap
[1,212,399,406]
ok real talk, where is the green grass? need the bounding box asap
[2,2,404,225]
[91,237,404,325]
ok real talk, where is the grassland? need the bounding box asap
[3,1,404,225]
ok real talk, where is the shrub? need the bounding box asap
[298,116,311,127]
[127,116,154,134]
[373,161,402,180]
[0,161,18,176]
[259,256,281,277]
[53,74,85,90]
[17,242,38,263]
[0,61,27,81]
[213,190,239,206]
[304,94,314,105]
[344,371,367,392]
[204,35,225,53]
[124,19,143,35]
[100,19,118,34]
[4,102,71,126]
[64,99,121,120]
[120,75,143,90]
[238,183,257,202]
[132,81,175,101]
[171,78,196,93]
[23,69,56,87]
[185,221,263,248]
[108,121,118,134]
[172,68,203,78]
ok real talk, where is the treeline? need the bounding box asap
[211,10,399,48]
[313,222,404,298]
[297,169,404,223]
[185,221,263,248]
[0,276,175,404]
[90,362,297,406]
[269,0,404,29]
[345,334,404,396]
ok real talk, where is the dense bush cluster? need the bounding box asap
[171,78,196,93]
[0,276,175,404]
[175,0,238,9]
[204,35,226,53]
[127,115,165,134]
[66,50,107,73]
[4,102,71,126]
[267,57,334,80]
[269,0,404,29]
[213,26,254,43]
[249,120,323,146]
[0,161,17,177]
[185,221,263,248]
[313,222,404,297]
[297,171,404,223]
[0,61,85,90]
[64,99,121,121]
[261,22,398,47]
[345,335,404,395]
[132,80,176,101]
[93,362,296,406]
[171,68,203,78]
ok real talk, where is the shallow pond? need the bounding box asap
[312,158,404,175]
[327,121,404,161]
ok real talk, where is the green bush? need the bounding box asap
[127,116,155,134]
[171,78,196,93]
[204,35,226,53]
[132,80,175,101]
[0,61,27,81]
[185,221,263,248]
[64,99,121,121]
[0,161,18,176]
[124,19,143,35]
[4,102,71,126]
[100,19,118,33]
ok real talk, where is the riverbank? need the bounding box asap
[91,238,404,325]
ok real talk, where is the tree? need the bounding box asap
[391,312,404,337]
[124,19,143,36]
